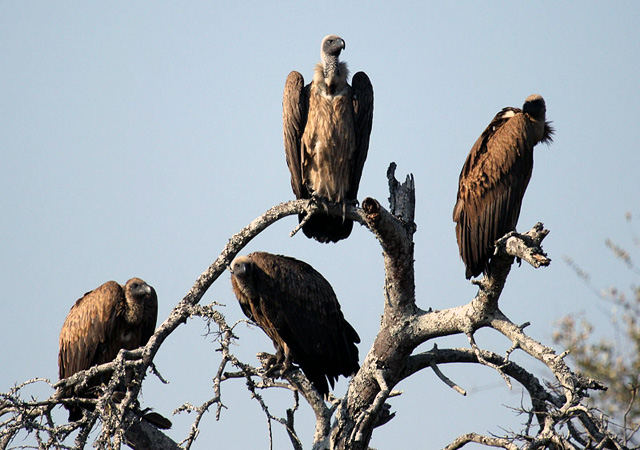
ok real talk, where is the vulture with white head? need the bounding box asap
[283,34,374,243]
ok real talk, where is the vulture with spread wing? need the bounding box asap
[230,252,360,396]
[453,94,554,279]
[283,34,374,243]
[58,278,157,421]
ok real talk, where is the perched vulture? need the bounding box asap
[58,278,158,421]
[230,252,360,396]
[283,34,374,243]
[453,94,554,279]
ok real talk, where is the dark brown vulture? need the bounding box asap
[58,278,158,421]
[230,252,360,396]
[453,94,554,279]
[283,34,374,243]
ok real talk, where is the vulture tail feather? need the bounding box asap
[300,214,353,243]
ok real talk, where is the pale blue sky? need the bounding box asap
[1,2,639,448]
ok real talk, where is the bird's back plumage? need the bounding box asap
[453,95,553,278]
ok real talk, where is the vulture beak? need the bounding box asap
[128,280,152,298]
[136,283,151,296]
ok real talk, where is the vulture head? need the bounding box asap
[321,34,346,78]
[321,34,346,57]
[522,94,546,121]
[229,256,256,299]
[523,94,554,144]
[123,277,155,325]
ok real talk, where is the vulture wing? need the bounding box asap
[140,285,158,344]
[347,71,374,200]
[283,71,309,200]
[58,281,124,381]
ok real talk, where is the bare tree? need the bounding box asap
[0,164,630,449]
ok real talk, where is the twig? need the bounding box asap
[430,360,466,396]
[466,331,512,389]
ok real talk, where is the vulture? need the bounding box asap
[283,34,374,243]
[58,278,158,422]
[453,94,554,279]
[230,252,360,396]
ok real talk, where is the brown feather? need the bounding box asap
[453,95,553,279]
[282,35,374,243]
[348,71,374,200]
[283,70,309,200]
[230,252,360,396]
[58,277,158,421]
